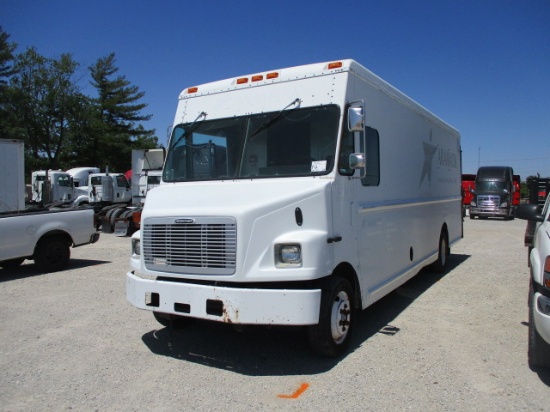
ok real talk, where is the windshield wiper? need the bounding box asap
[250,98,302,138]
[169,111,207,149]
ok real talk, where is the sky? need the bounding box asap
[2,0,549,178]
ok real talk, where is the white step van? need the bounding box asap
[126,59,462,356]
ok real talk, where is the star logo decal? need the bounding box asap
[420,130,437,186]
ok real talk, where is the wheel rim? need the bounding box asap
[330,290,351,344]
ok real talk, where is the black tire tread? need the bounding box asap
[34,236,71,272]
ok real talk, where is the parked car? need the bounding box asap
[515,195,550,368]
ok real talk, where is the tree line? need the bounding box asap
[0,27,158,177]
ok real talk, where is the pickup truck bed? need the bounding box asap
[0,206,100,272]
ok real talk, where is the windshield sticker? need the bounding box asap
[311,160,327,173]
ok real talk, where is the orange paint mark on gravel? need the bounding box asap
[278,383,310,399]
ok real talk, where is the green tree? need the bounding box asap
[0,26,17,84]
[88,53,156,172]
[1,29,159,175]
[0,27,18,138]
[6,48,84,171]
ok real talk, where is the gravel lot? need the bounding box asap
[1,217,549,411]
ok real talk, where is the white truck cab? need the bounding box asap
[88,172,131,205]
[31,170,74,204]
[66,167,100,188]
[126,59,462,356]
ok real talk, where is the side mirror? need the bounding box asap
[515,203,544,222]
[349,153,365,169]
[348,106,364,132]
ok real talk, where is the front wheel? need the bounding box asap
[307,276,355,357]
[528,281,550,368]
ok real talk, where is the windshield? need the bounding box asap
[476,181,508,192]
[163,105,340,182]
[56,175,71,187]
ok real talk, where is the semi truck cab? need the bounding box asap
[470,166,515,220]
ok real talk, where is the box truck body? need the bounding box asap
[0,139,25,213]
[126,60,462,356]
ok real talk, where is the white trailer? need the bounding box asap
[0,139,25,213]
[126,59,462,356]
[109,148,166,237]
[131,148,165,205]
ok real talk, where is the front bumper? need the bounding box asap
[126,271,322,325]
[470,206,512,218]
[534,292,550,344]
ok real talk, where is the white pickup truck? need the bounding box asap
[0,207,100,272]
[516,194,550,368]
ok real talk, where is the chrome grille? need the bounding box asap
[478,195,500,207]
[142,217,236,275]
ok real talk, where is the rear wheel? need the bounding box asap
[432,231,449,273]
[34,237,70,272]
[528,281,550,368]
[307,276,355,357]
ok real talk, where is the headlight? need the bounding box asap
[132,239,141,256]
[275,244,301,267]
[500,201,508,207]
[470,200,476,207]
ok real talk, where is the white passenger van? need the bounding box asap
[126,59,462,356]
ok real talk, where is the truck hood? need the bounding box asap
[142,178,332,220]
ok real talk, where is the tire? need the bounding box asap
[34,236,70,272]
[307,276,355,357]
[528,281,550,368]
[153,312,190,328]
[0,258,25,269]
[110,207,126,226]
[432,230,449,273]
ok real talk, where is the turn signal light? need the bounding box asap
[132,210,142,224]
